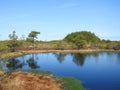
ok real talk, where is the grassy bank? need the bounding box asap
[25,70,87,90]
[0,52,25,60]
[60,77,86,90]
[0,70,87,90]
[0,49,120,60]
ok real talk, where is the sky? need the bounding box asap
[0,0,120,41]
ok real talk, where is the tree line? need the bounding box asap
[0,31,120,53]
[0,31,40,52]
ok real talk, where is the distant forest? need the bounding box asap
[0,31,120,53]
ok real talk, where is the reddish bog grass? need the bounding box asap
[0,71,61,90]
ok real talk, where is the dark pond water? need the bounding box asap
[0,52,120,90]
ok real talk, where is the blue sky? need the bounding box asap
[0,0,120,41]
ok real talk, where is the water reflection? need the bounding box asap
[52,52,67,63]
[4,54,40,71]
[71,53,86,66]
[0,52,120,71]
[27,54,40,69]
[6,58,24,71]
[52,52,88,66]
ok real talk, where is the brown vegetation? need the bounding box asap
[0,49,120,60]
[0,71,61,90]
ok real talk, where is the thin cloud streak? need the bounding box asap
[53,3,79,9]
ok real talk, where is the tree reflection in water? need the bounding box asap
[1,52,120,72]
[53,52,87,66]
[6,58,24,71]
[71,53,86,66]
[52,52,67,63]
[6,54,40,71]
[27,54,40,69]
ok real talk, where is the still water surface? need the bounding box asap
[0,52,120,90]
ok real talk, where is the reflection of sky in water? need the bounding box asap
[0,52,120,90]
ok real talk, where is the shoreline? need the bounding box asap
[0,49,120,60]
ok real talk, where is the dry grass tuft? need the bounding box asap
[0,71,61,90]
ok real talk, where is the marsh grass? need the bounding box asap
[58,77,87,90]
[25,70,87,90]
